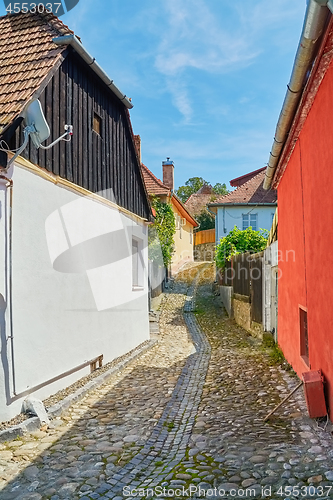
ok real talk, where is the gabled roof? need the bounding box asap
[140,163,198,227]
[230,167,266,187]
[184,192,215,216]
[0,11,132,136]
[0,12,73,133]
[208,170,277,207]
[184,184,215,216]
[140,164,170,196]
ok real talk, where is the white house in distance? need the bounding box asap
[208,168,277,244]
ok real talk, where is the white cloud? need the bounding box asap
[147,0,305,121]
[155,0,259,76]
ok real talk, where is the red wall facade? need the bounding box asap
[278,58,333,418]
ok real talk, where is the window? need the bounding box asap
[271,213,275,224]
[93,112,102,135]
[300,307,309,366]
[190,227,193,245]
[242,213,257,231]
[132,239,139,287]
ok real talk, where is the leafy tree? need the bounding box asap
[149,197,176,267]
[175,177,206,203]
[212,182,228,196]
[195,209,215,231]
[175,177,229,203]
[215,226,268,270]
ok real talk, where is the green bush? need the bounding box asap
[215,226,268,269]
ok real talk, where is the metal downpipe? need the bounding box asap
[264,0,329,190]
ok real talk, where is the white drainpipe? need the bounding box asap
[263,0,331,190]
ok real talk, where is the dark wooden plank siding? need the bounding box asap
[12,49,150,220]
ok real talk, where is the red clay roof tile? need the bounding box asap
[209,170,277,205]
[0,12,74,133]
[140,163,170,196]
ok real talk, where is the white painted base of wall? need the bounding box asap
[220,286,233,318]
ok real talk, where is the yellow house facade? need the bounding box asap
[135,139,198,275]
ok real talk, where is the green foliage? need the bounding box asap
[215,226,268,269]
[195,209,215,231]
[175,177,206,203]
[175,177,229,203]
[149,197,176,267]
[212,182,228,196]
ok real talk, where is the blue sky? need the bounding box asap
[2,0,307,189]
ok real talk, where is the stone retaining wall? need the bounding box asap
[233,294,264,339]
[194,242,215,262]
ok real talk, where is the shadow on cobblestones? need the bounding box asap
[0,263,333,500]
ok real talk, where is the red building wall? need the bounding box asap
[278,58,333,417]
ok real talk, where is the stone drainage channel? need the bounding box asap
[105,278,212,497]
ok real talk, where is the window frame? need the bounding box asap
[242,213,258,231]
[299,305,309,367]
[132,237,144,290]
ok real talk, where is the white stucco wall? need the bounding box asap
[216,206,276,243]
[0,163,149,421]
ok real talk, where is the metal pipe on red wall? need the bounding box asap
[263,0,330,190]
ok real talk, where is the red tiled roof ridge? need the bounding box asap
[230,167,266,187]
[210,170,277,205]
[1,11,74,38]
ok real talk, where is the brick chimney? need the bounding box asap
[162,158,174,191]
[133,134,141,163]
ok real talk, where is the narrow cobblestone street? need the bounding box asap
[1,263,333,500]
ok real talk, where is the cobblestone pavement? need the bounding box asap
[1,263,333,500]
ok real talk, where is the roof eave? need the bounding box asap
[53,35,133,109]
[207,202,277,207]
[172,194,199,227]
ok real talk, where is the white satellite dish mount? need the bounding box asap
[7,99,73,168]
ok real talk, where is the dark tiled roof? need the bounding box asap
[210,170,277,205]
[140,163,170,196]
[0,12,74,133]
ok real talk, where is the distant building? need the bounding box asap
[208,169,277,244]
[184,184,215,217]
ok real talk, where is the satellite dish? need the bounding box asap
[23,99,50,149]
[6,100,73,168]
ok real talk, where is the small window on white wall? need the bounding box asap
[190,227,193,244]
[132,239,139,287]
[132,238,144,289]
[242,213,257,231]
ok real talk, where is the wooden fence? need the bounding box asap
[220,251,263,324]
[194,228,215,246]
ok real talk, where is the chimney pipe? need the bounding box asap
[162,158,174,191]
